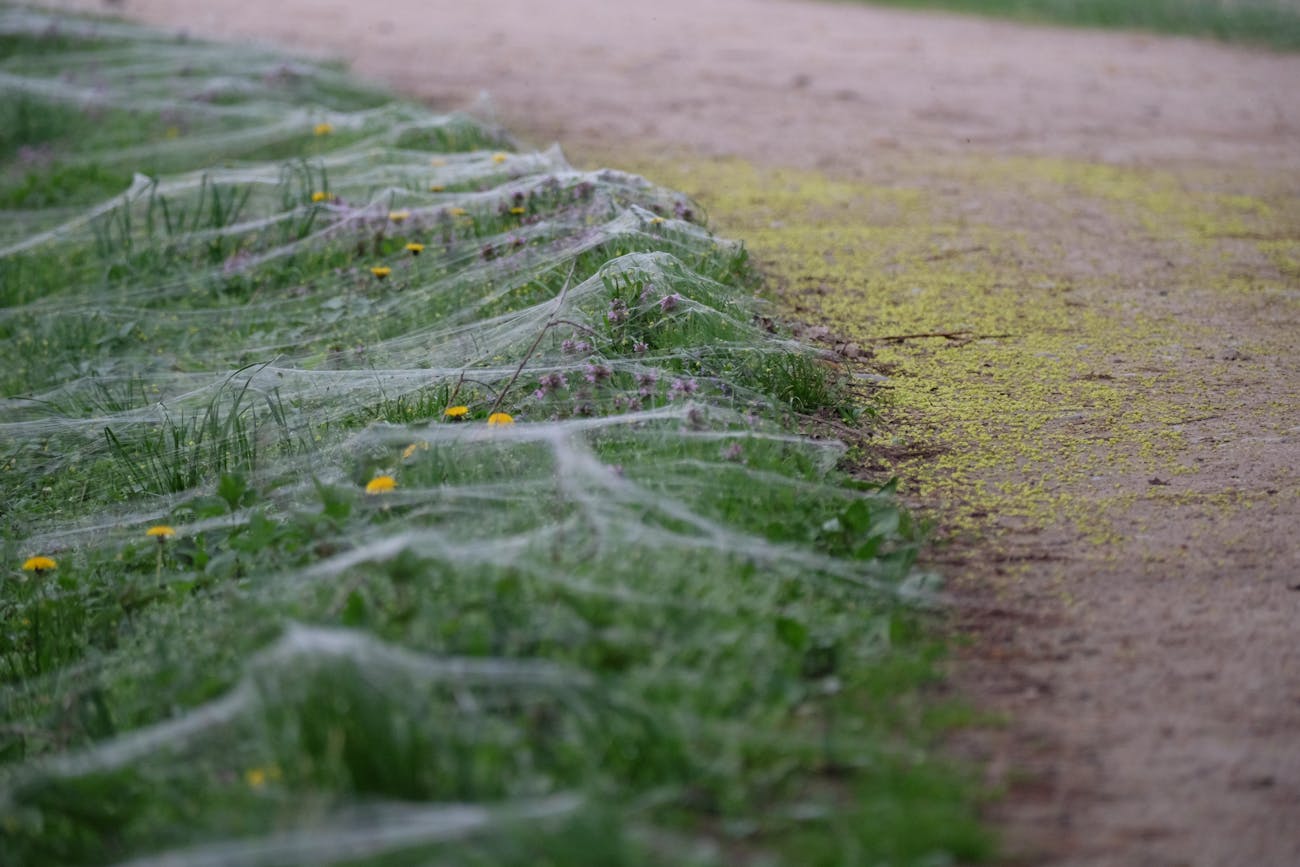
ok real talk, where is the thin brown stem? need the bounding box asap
[489,261,579,416]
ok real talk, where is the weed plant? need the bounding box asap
[0,9,990,865]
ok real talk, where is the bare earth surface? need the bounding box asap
[38,1,1300,864]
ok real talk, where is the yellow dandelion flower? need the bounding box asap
[244,765,281,788]
[146,525,176,540]
[405,243,424,256]
[370,266,392,280]
[313,122,334,136]
[491,152,508,164]
[487,412,514,426]
[21,556,57,572]
[444,405,469,419]
[311,191,332,203]
[402,441,429,460]
[649,216,666,225]
[388,210,410,224]
[365,475,397,495]
[509,207,526,215]
[448,207,467,217]
[429,184,445,193]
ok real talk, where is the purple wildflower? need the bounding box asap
[633,341,648,354]
[669,378,699,399]
[539,372,568,391]
[659,293,682,313]
[636,371,658,398]
[607,298,629,324]
[721,442,744,462]
[583,363,612,384]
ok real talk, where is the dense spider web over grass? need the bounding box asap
[0,9,990,866]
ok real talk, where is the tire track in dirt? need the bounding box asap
[36,1,1300,864]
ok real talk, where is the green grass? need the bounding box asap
[0,8,991,865]
[849,0,1300,50]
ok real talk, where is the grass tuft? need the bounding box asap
[848,0,1300,50]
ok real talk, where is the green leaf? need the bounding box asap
[216,472,249,512]
[839,499,873,534]
[775,615,809,652]
[341,590,367,627]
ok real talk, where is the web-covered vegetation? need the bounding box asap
[0,10,988,866]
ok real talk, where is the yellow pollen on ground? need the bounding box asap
[602,151,1299,572]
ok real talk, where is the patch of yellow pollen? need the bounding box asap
[604,151,1298,568]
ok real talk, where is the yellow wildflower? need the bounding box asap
[311,191,332,203]
[448,207,467,217]
[244,765,281,789]
[313,122,333,136]
[649,216,666,225]
[405,243,424,256]
[429,184,445,193]
[487,412,514,426]
[147,526,175,579]
[388,210,410,224]
[509,207,526,215]
[365,475,397,495]
[491,152,508,164]
[370,266,392,280]
[444,405,469,419]
[402,441,429,460]
[21,556,57,573]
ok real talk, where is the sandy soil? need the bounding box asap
[34,1,1300,864]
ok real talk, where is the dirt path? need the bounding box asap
[38,1,1300,864]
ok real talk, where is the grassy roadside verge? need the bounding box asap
[0,8,990,865]
[841,0,1300,50]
